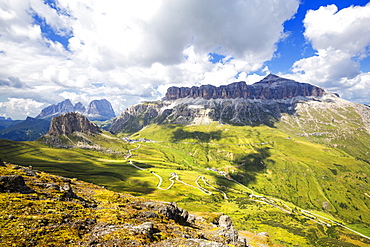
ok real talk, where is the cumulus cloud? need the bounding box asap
[303,4,370,56]
[0,98,47,120]
[291,48,360,87]
[340,73,370,103]
[60,0,298,67]
[0,0,299,119]
[288,3,370,94]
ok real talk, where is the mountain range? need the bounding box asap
[1,74,370,246]
[109,74,341,133]
[0,99,115,141]
[36,98,115,121]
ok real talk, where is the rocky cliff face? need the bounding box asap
[165,74,326,100]
[109,98,299,133]
[36,99,115,121]
[36,99,75,119]
[109,75,333,133]
[47,112,101,136]
[85,99,116,121]
[109,102,168,133]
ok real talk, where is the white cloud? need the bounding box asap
[0,98,47,120]
[61,0,299,68]
[303,4,370,56]
[0,0,299,119]
[291,48,360,87]
[337,73,370,103]
[288,3,370,93]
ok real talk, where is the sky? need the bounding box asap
[0,0,370,120]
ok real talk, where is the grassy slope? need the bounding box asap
[3,164,265,246]
[1,122,370,246]
[134,124,370,217]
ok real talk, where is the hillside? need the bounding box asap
[1,74,370,246]
[1,125,370,246]
[1,162,268,246]
[0,117,50,141]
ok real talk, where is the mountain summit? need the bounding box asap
[165,74,326,101]
[84,99,116,121]
[36,99,115,121]
[36,99,77,119]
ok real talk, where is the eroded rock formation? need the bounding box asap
[165,74,326,100]
[47,112,102,136]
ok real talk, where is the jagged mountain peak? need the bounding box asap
[36,99,115,121]
[254,74,292,85]
[36,99,74,119]
[85,99,116,121]
[74,102,86,113]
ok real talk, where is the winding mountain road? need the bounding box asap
[124,141,370,240]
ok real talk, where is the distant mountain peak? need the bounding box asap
[254,74,287,84]
[36,99,115,121]
[74,102,86,113]
[36,99,74,119]
[85,99,116,121]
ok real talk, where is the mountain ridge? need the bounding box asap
[165,74,327,101]
[0,117,49,141]
[109,74,342,133]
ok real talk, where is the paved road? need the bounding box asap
[124,141,370,240]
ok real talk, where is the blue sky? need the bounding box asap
[0,0,370,119]
[266,0,370,74]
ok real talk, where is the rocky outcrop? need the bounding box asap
[217,215,240,245]
[109,102,168,133]
[84,99,116,121]
[47,112,101,136]
[36,99,115,121]
[165,74,326,100]
[0,175,34,193]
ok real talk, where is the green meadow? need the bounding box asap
[1,122,370,246]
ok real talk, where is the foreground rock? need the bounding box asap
[0,175,34,193]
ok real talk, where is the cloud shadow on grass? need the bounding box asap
[171,128,222,143]
[221,147,273,188]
